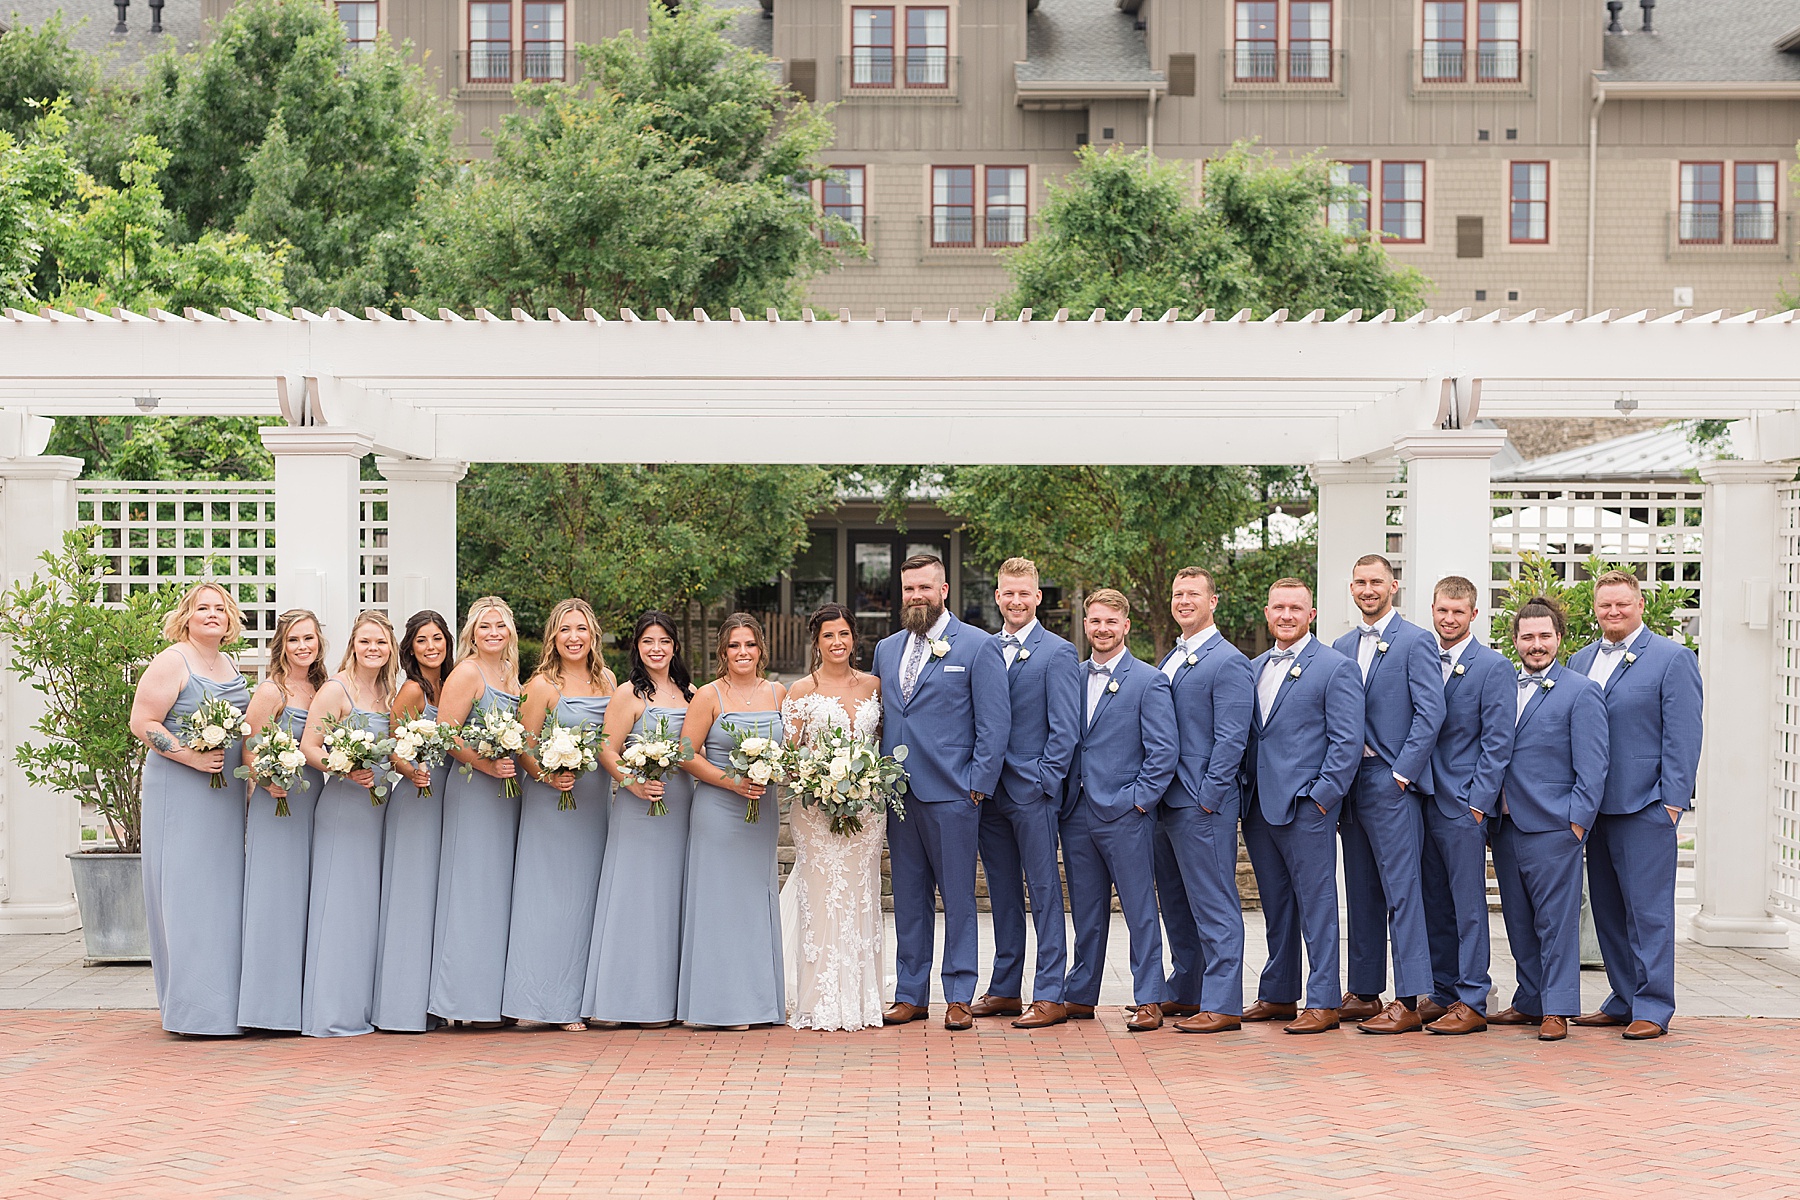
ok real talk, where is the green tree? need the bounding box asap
[1491,552,1695,664]
[0,13,139,186]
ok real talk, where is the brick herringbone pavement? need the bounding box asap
[3,1011,1796,1198]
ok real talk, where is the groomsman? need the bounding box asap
[1419,576,1515,1035]
[1568,571,1703,1040]
[1060,589,1178,1032]
[1331,554,1446,1034]
[1242,579,1364,1034]
[972,557,1080,1030]
[1151,567,1255,1034]
[1490,596,1609,1042]
[875,553,1011,1031]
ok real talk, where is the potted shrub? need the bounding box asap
[0,529,175,964]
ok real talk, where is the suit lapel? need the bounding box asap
[1601,626,1653,697]
[1263,639,1314,727]
[1516,662,1557,732]
[1362,616,1401,691]
[904,614,957,708]
[1087,653,1129,733]
[1010,622,1044,675]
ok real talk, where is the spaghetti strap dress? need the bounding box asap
[372,700,448,1032]
[238,701,322,1031]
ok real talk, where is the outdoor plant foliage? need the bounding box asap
[1491,551,1696,664]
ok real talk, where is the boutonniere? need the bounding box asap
[928,638,950,659]
[1452,663,1467,677]
[1288,665,1303,680]
[1622,652,1637,666]
[1185,653,1199,666]
[1541,677,1556,691]
[1106,679,1120,694]
[1016,648,1031,662]
[1376,641,1390,655]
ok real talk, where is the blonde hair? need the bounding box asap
[534,598,613,692]
[1433,576,1478,603]
[1268,577,1313,604]
[266,608,328,696]
[162,581,245,645]
[1592,569,1643,596]
[1085,588,1130,614]
[337,609,400,707]
[997,557,1040,584]
[457,595,520,681]
[713,613,769,682]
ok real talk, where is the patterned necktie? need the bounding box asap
[901,634,928,700]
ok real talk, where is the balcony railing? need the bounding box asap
[837,55,960,101]
[916,213,1034,259]
[453,48,572,87]
[1409,48,1534,95]
[1665,209,1794,260]
[1219,48,1346,96]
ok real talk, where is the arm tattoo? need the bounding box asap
[148,730,175,753]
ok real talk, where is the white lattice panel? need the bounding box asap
[359,483,389,615]
[1772,486,1800,920]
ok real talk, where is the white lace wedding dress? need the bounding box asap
[780,693,888,1032]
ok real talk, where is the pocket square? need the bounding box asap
[943,664,966,673]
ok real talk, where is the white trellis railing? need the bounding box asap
[358,482,390,615]
[1772,486,1800,921]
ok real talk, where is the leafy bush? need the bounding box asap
[1490,551,1695,665]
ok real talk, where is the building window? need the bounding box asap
[1478,1,1521,82]
[1735,162,1778,244]
[337,1,378,50]
[1381,161,1425,242]
[906,7,948,87]
[468,2,512,82]
[932,166,975,246]
[1329,160,1371,234]
[822,166,866,245]
[522,1,564,81]
[1509,161,1548,243]
[1235,2,1278,82]
[1679,162,1724,244]
[1287,1,1332,81]
[1422,1,1465,81]
[851,7,895,87]
[985,167,1028,246]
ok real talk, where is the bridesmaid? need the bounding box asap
[130,582,252,1036]
[430,596,523,1026]
[583,611,696,1027]
[678,615,788,1029]
[298,610,399,1037]
[372,609,454,1033]
[237,609,328,1033]
[502,599,617,1030]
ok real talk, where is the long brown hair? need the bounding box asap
[712,612,769,682]
[266,608,328,698]
[806,603,858,675]
[534,598,614,693]
[337,610,401,708]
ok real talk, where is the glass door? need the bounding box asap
[848,532,951,665]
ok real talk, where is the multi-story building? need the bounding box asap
[196,0,1800,317]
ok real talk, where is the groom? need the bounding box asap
[875,553,1012,1030]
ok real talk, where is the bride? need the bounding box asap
[780,603,887,1032]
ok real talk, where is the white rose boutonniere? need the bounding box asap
[1107,679,1120,694]
[928,637,951,659]
[1376,641,1390,655]
[1288,665,1303,680]
[1623,651,1638,666]
[1186,653,1199,666]
[1452,663,1467,677]
[1541,677,1556,691]
[1017,648,1031,662]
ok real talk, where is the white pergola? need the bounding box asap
[1,303,1795,950]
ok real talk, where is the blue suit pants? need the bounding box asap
[1242,798,1340,1010]
[976,785,1067,1002]
[888,796,980,1007]
[1340,758,1431,997]
[1421,804,1493,1012]
[1491,818,1585,1017]
[1061,799,1168,1007]
[1587,803,1680,1028]
[1154,803,1244,1015]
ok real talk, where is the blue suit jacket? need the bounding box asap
[1503,661,1610,833]
[1065,651,1179,823]
[1156,632,1254,815]
[874,614,1011,801]
[996,623,1081,805]
[1245,637,1365,826]
[1565,627,1703,816]
[1429,640,1516,821]
[1332,614,1446,795]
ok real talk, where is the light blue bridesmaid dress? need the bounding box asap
[677,693,786,1027]
[502,692,610,1024]
[429,672,522,1022]
[140,648,250,1035]
[237,700,323,1031]
[372,699,447,1032]
[583,702,693,1023]
[301,688,387,1037]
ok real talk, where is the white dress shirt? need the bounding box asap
[1516,672,1546,723]
[1585,622,1643,689]
[999,618,1038,668]
[1162,624,1219,680]
[1258,633,1311,723]
[1085,648,1124,724]
[1438,633,1474,684]
[1355,608,1398,681]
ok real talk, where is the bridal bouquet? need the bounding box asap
[182,696,251,789]
[458,702,529,799]
[234,721,310,816]
[533,715,601,811]
[620,715,693,816]
[788,728,909,836]
[391,717,456,798]
[724,724,787,823]
[319,712,403,805]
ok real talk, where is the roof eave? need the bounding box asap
[1595,77,1800,101]
[1014,78,1167,107]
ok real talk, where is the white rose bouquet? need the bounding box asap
[725,722,788,824]
[182,696,251,789]
[319,712,403,805]
[458,702,529,799]
[532,715,601,811]
[619,714,694,816]
[787,727,909,837]
[233,720,311,816]
[391,717,456,798]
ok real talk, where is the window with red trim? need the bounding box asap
[337,1,377,51]
[523,1,564,81]
[1288,1,1331,81]
[1734,162,1778,244]
[1329,161,1370,234]
[822,167,866,246]
[468,1,511,82]
[851,7,895,87]
[1477,1,1521,82]
[905,7,948,87]
[1422,1,1465,81]
[1234,2,1277,81]
[931,166,975,247]
[985,167,1028,246]
[1679,162,1724,244]
[1509,161,1548,243]
[1381,162,1425,242]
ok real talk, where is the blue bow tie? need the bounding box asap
[1087,661,1113,676]
[1000,633,1021,647]
[1439,650,1453,664]
[1599,639,1630,655]
[1518,672,1546,687]
[1359,626,1381,637]
[1269,649,1297,664]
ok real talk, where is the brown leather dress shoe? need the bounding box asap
[1424,1002,1488,1035]
[1011,1001,1067,1029]
[882,1001,929,1025]
[943,1002,974,1030]
[1242,1000,1298,1022]
[1538,1015,1569,1041]
[1357,1000,1423,1034]
[1161,1002,1202,1018]
[1622,1020,1667,1040]
[1416,998,1449,1025]
[1572,1010,1629,1027]
[1487,1006,1542,1026]
[970,994,1023,1018]
[1339,992,1384,1022]
[1125,1003,1163,1032]
[1064,1003,1097,1020]
[1173,1011,1242,1034]
[1283,1008,1341,1034]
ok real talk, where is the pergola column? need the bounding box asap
[376,458,467,630]
[1310,458,1398,640]
[1394,431,1510,636]
[261,428,374,650]
[0,450,84,932]
[1691,460,1791,947]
